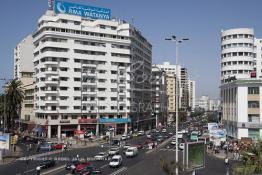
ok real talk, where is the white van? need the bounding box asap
[109,155,122,168]
[125,147,138,158]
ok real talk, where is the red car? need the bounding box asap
[54,143,64,149]
[75,162,91,173]
[136,143,143,149]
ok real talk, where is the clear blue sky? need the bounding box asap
[1,0,262,98]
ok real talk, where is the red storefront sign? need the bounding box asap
[78,118,98,124]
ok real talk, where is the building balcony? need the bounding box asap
[45,80,59,85]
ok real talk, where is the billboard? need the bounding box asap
[0,133,10,150]
[54,0,111,20]
[184,141,205,171]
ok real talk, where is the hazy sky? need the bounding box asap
[1,0,262,98]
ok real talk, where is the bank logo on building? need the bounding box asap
[54,0,111,20]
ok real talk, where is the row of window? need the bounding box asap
[34,27,129,41]
[221,43,253,50]
[221,34,253,41]
[248,101,259,108]
[248,87,259,94]
[221,61,253,66]
[221,70,251,75]
[221,52,254,58]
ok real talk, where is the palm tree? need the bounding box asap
[4,79,24,131]
[0,94,5,128]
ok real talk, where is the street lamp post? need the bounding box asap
[165,36,189,175]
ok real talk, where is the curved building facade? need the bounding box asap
[221,28,255,83]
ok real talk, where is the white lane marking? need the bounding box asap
[100,164,108,169]
[110,167,128,175]
[17,150,63,160]
[23,169,35,174]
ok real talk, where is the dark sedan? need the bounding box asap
[39,159,56,169]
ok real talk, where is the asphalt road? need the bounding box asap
[0,127,176,175]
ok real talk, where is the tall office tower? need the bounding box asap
[33,2,152,138]
[14,35,35,124]
[188,80,196,110]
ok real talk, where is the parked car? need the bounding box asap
[65,160,80,170]
[109,155,122,168]
[94,152,108,161]
[108,147,120,156]
[40,143,54,151]
[125,147,138,158]
[171,139,176,145]
[138,131,145,136]
[39,159,56,169]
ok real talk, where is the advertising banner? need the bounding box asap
[184,141,205,171]
[99,118,131,123]
[54,0,111,20]
[0,133,10,150]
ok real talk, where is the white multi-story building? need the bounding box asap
[221,28,254,83]
[151,66,168,127]
[220,28,262,140]
[221,80,262,140]
[188,80,196,110]
[14,35,35,125]
[33,6,152,138]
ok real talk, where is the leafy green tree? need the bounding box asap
[5,79,24,131]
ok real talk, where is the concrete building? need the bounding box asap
[151,66,168,127]
[188,80,196,110]
[221,28,254,84]
[221,80,262,140]
[33,6,152,138]
[195,95,210,111]
[14,35,35,125]
[181,67,189,109]
[220,28,262,140]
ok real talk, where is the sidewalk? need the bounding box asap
[206,147,234,160]
[0,145,23,165]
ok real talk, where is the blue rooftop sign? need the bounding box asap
[99,118,131,123]
[54,0,111,20]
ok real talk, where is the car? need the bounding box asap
[54,143,64,150]
[40,143,54,151]
[75,162,91,173]
[127,134,132,139]
[132,133,139,137]
[109,155,122,168]
[155,130,160,133]
[80,166,102,175]
[171,139,176,145]
[108,147,120,156]
[39,159,56,169]
[121,134,127,140]
[136,143,143,149]
[94,152,108,161]
[65,160,80,170]
[169,132,173,136]
[179,143,185,150]
[125,147,138,158]
[138,131,145,136]
[157,135,163,142]
[123,144,131,150]
[162,128,167,133]
[146,134,152,138]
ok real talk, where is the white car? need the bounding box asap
[171,139,176,145]
[162,128,167,133]
[108,147,120,156]
[94,152,108,160]
[138,131,145,136]
[125,147,138,158]
[179,143,184,150]
[109,155,122,168]
[121,135,127,140]
[123,144,131,150]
